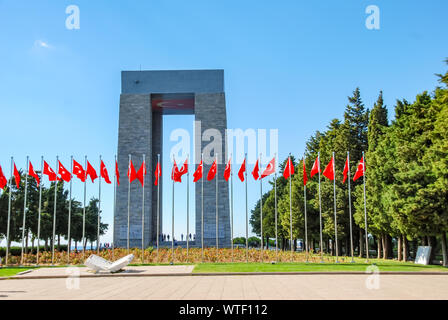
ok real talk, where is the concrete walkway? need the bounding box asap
[1,273,448,299]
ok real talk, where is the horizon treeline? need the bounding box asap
[250,60,448,265]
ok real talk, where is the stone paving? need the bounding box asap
[9,265,194,279]
[1,271,448,300]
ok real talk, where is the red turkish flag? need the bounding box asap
[0,165,7,189]
[13,163,20,189]
[154,161,161,186]
[171,159,182,183]
[115,160,120,186]
[73,160,86,182]
[43,161,57,181]
[207,158,217,181]
[177,158,188,182]
[238,159,246,182]
[252,159,259,180]
[303,159,308,186]
[353,156,365,181]
[86,161,98,182]
[136,161,146,186]
[193,160,203,182]
[100,160,111,184]
[128,160,137,183]
[29,162,40,187]
[342,157,349,184]
[310,156,320,178]
[283,157,294,180]
[58,161,72,182]
[261,157,275,179]
[224,158,231,181]
[322,156,335,180]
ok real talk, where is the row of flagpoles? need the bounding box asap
[0,151,367,265]
[0,156,113,265]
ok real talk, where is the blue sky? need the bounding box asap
[0,0,447,245]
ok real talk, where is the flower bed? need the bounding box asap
[2,247,340,266]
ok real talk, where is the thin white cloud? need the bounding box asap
[33,40,52,49]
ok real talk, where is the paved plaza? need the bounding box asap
[1,267,448,299]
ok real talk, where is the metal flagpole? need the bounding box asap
[127,154,131,254]
[201,153,204,262]
[20,156,29,265]
[347,151,354,262]
[318,152,323,263]
[5,157,13,266]
[259,153,263,262]
[112,155,117,260]
[363,151,369,262]
[274,168,278,262]
[82,156,87,259]
[230,153,234,262]
[156,154,160,262]
[245,153,248,263]
[97,155,102,254]
[216,153,219,254]
[186,154,190,262]
[36,156,43,266]
[51,156,59,265]
[332,152,339,263]
[171,155,175,264]
[304,155,308,263]
[141,154,145,263]
[67,156,73,264]
[289,158,293,262]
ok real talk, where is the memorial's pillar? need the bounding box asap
[115,94,153,248]
[194,93,231,247]
[151,110,163,243]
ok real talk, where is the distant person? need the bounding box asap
[167,234,170,241]
[181,234,184,241]
[189,233,192,240]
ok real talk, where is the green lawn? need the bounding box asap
[193,260,448,273]
[0,267,38,277]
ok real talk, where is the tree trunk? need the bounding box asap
[25,234,29,254]
[377,235,382,259]
[57,235,61,251]
[403,235,408,262]
[359,229,364,257]
[387,235,393,259]
[397,236,402,261]
[7,238,12,258]
[441,233,447,267]
[428,236,436,264]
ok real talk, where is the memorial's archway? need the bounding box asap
[114,70,230,248]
